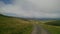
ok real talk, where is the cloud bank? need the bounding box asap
[0,0,60,18]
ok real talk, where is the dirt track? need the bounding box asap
[31,24,51,34]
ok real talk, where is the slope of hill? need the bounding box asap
[41,20,60,34]
[45,20,60,26]
[0,14,33,34]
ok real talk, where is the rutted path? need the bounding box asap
[31,24,51,34]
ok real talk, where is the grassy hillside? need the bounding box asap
[41,20,60,34]
[45,20,60,26]
[0,14,33,34]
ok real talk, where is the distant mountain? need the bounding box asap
[0,14,60,20]
[25,18,60,20]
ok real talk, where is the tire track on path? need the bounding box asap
[31,24,51,34]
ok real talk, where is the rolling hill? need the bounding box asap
[0,14,33,34]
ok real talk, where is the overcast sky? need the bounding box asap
[0,0,60,18]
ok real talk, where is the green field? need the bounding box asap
[0,14,60,34]
[0,14,33,34]
[41,20,60,34]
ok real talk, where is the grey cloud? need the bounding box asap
[0,0,60,18]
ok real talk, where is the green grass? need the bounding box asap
[45,20,60,26]
[41,20,60,34]
[0,14,33,34]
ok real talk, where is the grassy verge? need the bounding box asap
[42,24,60,34]
[0,14,33,34]
[41,20,60,34]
